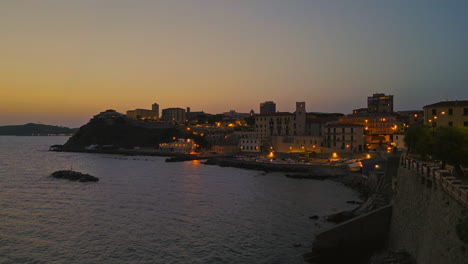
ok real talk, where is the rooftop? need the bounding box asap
[423,100,468,108]
[325,123,364,128]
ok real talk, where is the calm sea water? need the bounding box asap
[0,136,359,264]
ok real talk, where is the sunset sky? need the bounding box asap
[1,0,467,127]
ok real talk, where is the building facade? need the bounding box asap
[339,114,397,135]
[323,123,365,152]
[159,138,195,153]
[161,108,186,124]
[271,135,323,153]
[236,130,261,153]
[423,100,468,128]
[126,109,159,120]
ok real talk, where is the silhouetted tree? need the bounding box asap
[432,127,468,174]
[404,125,433,159]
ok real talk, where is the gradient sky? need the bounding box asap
[1,0,467,127]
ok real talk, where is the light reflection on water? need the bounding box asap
[0,136,359,264]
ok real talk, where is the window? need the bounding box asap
[465,122,468,127]
[448,122,453,127]
[464,108,468,116]
[432,109,436,115]
[448,108,453,115]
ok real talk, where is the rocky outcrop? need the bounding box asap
[59,110,181,150]
[51,170,99,182]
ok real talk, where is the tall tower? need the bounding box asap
[152,103,159,119]
[367,93,393,113]
[295,102,306,136]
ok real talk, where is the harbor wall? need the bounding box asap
[389,157,468,264]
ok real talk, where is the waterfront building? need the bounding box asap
[323,123,365,152]
[271,135,323,153]
[210,138,239,155]
[236,130,261,153]
[161,107,186,124]
[159,138,194,153]
[423,100,468,128]
[367,93,394,113]
[339,113,397,135]
[255,102,308,141]
[259,101,276,114]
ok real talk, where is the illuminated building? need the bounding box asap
[423,100,468,128]
[126,103,159,120]
[159,138,194,153]
[339,114,397,135]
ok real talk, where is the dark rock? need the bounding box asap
[309,215,319,220]
[326,210,355,223]
[51,170,99,182]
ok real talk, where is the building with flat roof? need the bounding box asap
[368,93,393,113]
[423,100,468,128]
[260,101,276,114]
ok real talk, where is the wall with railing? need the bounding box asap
[400,156,468,207]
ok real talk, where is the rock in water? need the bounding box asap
[51,170,99,182]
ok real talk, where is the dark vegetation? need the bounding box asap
[404,125,468,177]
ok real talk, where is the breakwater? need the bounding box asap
[388,157,468,264]
[202,158,349,175]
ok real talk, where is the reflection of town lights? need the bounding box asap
[268,151,274,158]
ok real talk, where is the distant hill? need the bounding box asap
[0,123,78,136]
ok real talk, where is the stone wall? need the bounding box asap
[389,157,468,264]
[308,205,393,263]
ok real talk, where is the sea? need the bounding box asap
[0,136,360,264]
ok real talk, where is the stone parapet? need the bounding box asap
[400,156,468,207]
